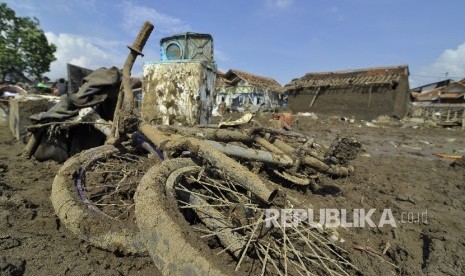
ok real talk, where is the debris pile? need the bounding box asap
[406,105,465,129]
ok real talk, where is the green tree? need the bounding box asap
[0,3,56,82]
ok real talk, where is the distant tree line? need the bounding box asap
[0,3,56,83]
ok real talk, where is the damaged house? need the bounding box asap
[411,79,465,104]
[216,69,282,111]
[410,79,452,95]
[284,65,410,120]
[410,79,465,126]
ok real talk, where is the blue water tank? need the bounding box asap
[160,32,214,64]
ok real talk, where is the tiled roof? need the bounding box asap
[411,89,441,101]
[410,79,452,92]
[285,65,409,90]
[215,71,228,91]
[225,69,283,92]
[443,81,465,92]
[440,92,465,99]
[411,81,465,101]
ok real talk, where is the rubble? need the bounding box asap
[8,95,59,142]
[405,104,465,129]
[270,111,294,129]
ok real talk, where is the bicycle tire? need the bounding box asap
[135,158,228,275]
[51,144,146,255]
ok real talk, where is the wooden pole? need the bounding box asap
[367,86,373,107]
[462,110,465,130]
[110,21,154,142]
[309,87,321,108]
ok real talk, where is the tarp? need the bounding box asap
[67,63,94,93]
[30,67,121,122]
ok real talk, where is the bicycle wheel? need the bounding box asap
[51,144,152,255]
[135,158,358,275]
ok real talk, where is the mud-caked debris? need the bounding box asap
[0,256,26,276]
[325,136,362,165]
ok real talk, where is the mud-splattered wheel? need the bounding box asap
[135,158,358,275]
[51,144,152,255]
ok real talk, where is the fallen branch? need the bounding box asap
[27,121,112,131]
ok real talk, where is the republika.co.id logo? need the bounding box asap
[265,208,428,228]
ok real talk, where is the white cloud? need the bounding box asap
[121,1,190,36]
[418,42,465,83]
[44,32,126,79]
[265,0,294,9]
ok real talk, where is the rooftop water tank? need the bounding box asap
[160,32,214,64]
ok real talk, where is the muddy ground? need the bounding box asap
[0,113,464,275]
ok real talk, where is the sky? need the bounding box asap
[3,0,465,88]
